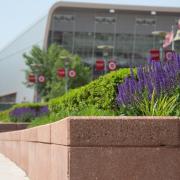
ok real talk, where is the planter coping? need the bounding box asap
[0,116,179,147]
[51,116,180,147]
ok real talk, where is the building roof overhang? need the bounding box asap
[50,1,180,13]
[43,1,180,49]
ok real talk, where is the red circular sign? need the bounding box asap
[68,70,76,78]
[38,75,45,83]
[57,68,65,77]
[166,52,173,60]
[96,59,105,71]
[28,74,36,83]
[164,50,175,61]
[108,61,117,71]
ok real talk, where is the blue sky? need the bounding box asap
[0,0,180,50]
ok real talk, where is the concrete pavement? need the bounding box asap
[0,153,29,180]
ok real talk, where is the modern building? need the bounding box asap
[0,1,180,103]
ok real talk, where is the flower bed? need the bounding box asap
[9,104,49,122]
[117,56,180,116]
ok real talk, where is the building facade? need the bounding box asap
[0,1,180,103]
[0,16,47,103]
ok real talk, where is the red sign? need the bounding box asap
[150,49,160,61]
[38,75,45,83]
[108,61,117,71]
[164,50,175,61]
[96,59,105,71]
[68,70,76,78]
[28,74,36,83]
[57,68,65,77]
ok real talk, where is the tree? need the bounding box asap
[23,44,91,101]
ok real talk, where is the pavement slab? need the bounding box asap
[0,153,29,180]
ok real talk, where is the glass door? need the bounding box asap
[93,13,116,76]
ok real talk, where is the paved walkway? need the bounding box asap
[0,153,29,180]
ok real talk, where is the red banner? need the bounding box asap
[28,74,36,83]
[57,68,65,77]
[150,49,160,61]
[96,59,105,71]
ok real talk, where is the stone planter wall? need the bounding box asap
[0,116,179,180]
[0,123,29,132]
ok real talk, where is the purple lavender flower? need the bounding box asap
[116,54,180,106]
[9,105,49,122]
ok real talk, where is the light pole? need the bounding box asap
[30,63,42,102]
[174,30,180,53]
[103,48,109,74]
[97,45,113,74]
[61,56,70,93]
[152,31,167,61]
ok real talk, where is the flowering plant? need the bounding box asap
[9,105,49,122]
[116,54,180,115]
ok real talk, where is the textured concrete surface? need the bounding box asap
[36,143,51,180]
[51,145,69,180]
[37,124,51,143]
[0,123,28,132]
[0,153,29,180]
[28,142,37,180]
[51,117,70,145]
[0,116,180,180]
[21,127,38,142]
[51,116,180,146]
[69,147,180,180]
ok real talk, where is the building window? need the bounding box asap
[74,32,93,64]
[62,32,74,51]
[48,13,76,52]
[95,16,116,24]
[0,93,17,103]
[115,33,134,67]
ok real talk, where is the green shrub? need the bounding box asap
[171,88,180,116]
[0,110,11,122]
[116,89,179,116]
[11,103,47,109]
[49,68,131,114]
[75,106,116,116]
[29,113,58,127]
[116,106,140,116]
[30,105,116,127]
[135,90,178,116]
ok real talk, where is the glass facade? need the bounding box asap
[48,8,179,77]
[0,93,16,103]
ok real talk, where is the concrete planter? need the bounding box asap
[0,123,29,132]
[0,116,179,180]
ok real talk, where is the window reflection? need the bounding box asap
[73,32,94,66]
[62,32,74,51]
[47,9,177,74]
[48,12,157,67]
[115,34,133,67]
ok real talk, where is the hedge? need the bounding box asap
[0,109,10,122]
[49,68,131,113]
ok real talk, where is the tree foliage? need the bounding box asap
[23,44,91,101]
